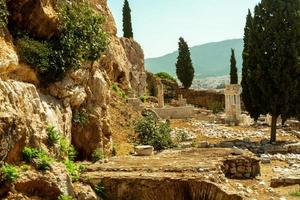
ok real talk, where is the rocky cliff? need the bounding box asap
[0,0,146,198]
[0,0,145,160]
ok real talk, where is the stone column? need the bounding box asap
[224,84,241,125]
[156,79,164,108]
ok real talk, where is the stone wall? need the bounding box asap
[222,156,260,179]
[161,79,178,101]
[176,88,225,108]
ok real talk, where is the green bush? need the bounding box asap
[134,116,173,150]
[156,72,176,82]
[58,195,75,200]
[94,182,106,199]
[175,130,189,142]
[64,160,83,182]
[0,0,8,30]
[22,147,42,162]
[58,137,77,161]
[67,144,77,161]
[290,190,300,197]
[57,0,107,66]
[35,152,52,171]
[139,96,148,103]
[20,164,30,172]
[14,1,107,84]
[208,101,224,114]
[22,147,52,171]
[59,138,70,157]
[92,148,103,163]
[111,83,127,99]
[0,164,19,183]
[46,125,61,146]
[73,109,90,126]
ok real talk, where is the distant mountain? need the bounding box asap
[145,39,243,78]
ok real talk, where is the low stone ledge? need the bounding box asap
[271,177,300,188]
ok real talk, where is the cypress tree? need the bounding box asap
[176,37,195,89]
[230,48,238,84]
[122,0,133,38]
[242,0,300,143]
[241,9,261,121]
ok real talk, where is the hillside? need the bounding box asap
[145,39,243,78]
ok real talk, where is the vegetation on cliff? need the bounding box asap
[13,0,107,83]
[156,72,176,82]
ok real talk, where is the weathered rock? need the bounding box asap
[0,34,18,75]
[86,178,242,200]
[14,162,74,199]
[0,80,72,162]
[73,182,100,200]
[120,38,146,96]
[5,64,39,86]
[49,64,112,159]
[7,0,59,39]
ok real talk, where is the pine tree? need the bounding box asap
[122,0,133,38]
[242,0,300,143]
[230,49,238,84]
[176,37,195,89]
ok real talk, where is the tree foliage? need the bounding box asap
[241,0,300,143]
[122,0,133,38]
[230,48,238,84]
[156,72,176,82]
[0,0,8,31]
[176,37,195,89]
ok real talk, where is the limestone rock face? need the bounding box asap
[73,182,100,200]
[121,38,146,96]
[48,63,112,159]
[0,80,72,162]
[0,35,18,75]
[100,36,131,89]
[1,0,146,160]
[90,0,117,35]
[7,0,59,39]
[14,162,74,199]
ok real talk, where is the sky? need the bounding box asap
[107,0,261,58]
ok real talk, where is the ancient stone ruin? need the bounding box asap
[222,155,260,179]
[224,84,242,125]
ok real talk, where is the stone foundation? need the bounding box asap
[222,156,260,179]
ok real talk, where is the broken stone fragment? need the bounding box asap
[134,145,154,156]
